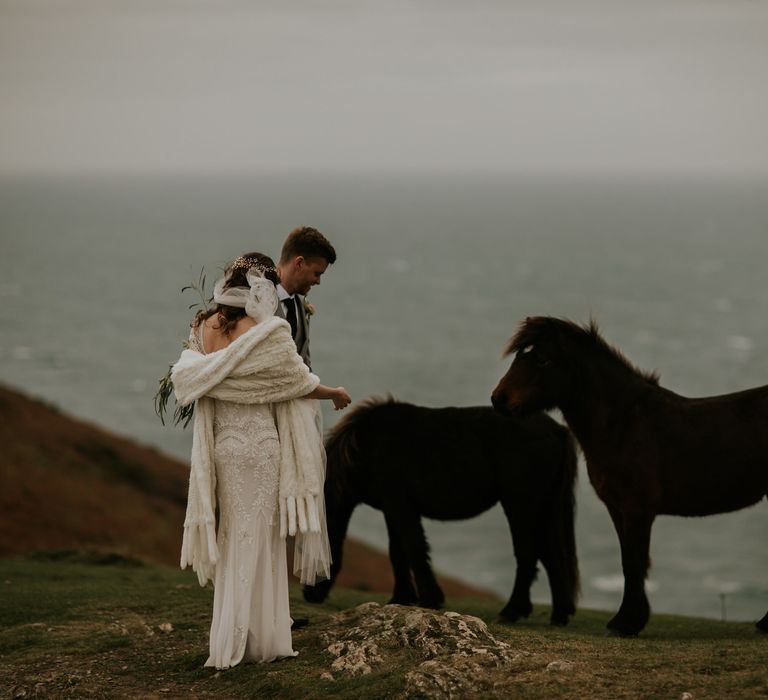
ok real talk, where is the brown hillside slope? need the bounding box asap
[0,384,496,599]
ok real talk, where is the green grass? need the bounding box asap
[1,552,766,699]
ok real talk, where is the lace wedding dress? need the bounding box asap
[190,325,297,669]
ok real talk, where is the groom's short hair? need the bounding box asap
[280,226,337,265]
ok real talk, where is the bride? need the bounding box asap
[171,251,351,669]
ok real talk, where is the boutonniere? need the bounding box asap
[304,298,316,322]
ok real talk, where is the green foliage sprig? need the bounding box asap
[154,364,195,428]
[181,267,212,314]
[153,267,212,429]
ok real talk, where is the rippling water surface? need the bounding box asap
[2,172,767,621]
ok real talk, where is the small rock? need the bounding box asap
[158,622,174,633]
[328,639,382,676]
[159,688,170,694]
[406,660,469,698]
[546,660,574,672]
[320,672,334,681]
[681,693,694,700]
[121,666,128,671]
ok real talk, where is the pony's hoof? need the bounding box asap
[499,603,532,623]
[388,595,417,606]
[389,585,419,606]
[416,588,445,610]
[302,586,328,604]
[606,609,647,637]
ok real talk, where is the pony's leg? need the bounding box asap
[303,497,357,604]
[759,499,768,632]
[386,509,444,609]
[606,505,654,636]
[498,502,536,623]
[539,531,573,626]
[383,511,418,605]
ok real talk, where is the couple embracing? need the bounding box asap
[171,226,351,669]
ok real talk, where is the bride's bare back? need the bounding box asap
[201,314,257,354]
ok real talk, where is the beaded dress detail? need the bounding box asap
[190,324,297,668]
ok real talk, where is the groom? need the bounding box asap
[276,225,337,372]
[276,226,337,631]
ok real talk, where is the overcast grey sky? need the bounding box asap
[1,0,767,175]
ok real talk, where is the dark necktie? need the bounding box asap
[284,296,298,339]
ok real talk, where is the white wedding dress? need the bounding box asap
[190,326,297,669]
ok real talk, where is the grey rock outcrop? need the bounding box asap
[321,602,527,698]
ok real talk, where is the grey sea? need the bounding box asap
[2,171,767,622]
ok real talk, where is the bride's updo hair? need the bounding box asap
[222,252,279,289]
[194,252,279,335]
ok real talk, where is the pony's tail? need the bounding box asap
[547,428,580,617]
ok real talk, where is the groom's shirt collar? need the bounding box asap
[276,283,295,301]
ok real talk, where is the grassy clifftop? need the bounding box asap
[2,385,766,698]
[2,553,766,699]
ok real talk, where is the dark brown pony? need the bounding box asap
[303,397,580,625]
[492,316,768,636]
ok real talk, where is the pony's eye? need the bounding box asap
[521,345,534,354]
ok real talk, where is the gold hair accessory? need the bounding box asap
[230,256,276,275]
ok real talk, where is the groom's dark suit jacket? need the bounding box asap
[275,294,311,371]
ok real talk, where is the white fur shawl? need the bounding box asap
[171,316,330,586]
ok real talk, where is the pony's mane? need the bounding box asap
[326,394,396,447]
[505,316,660,385]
